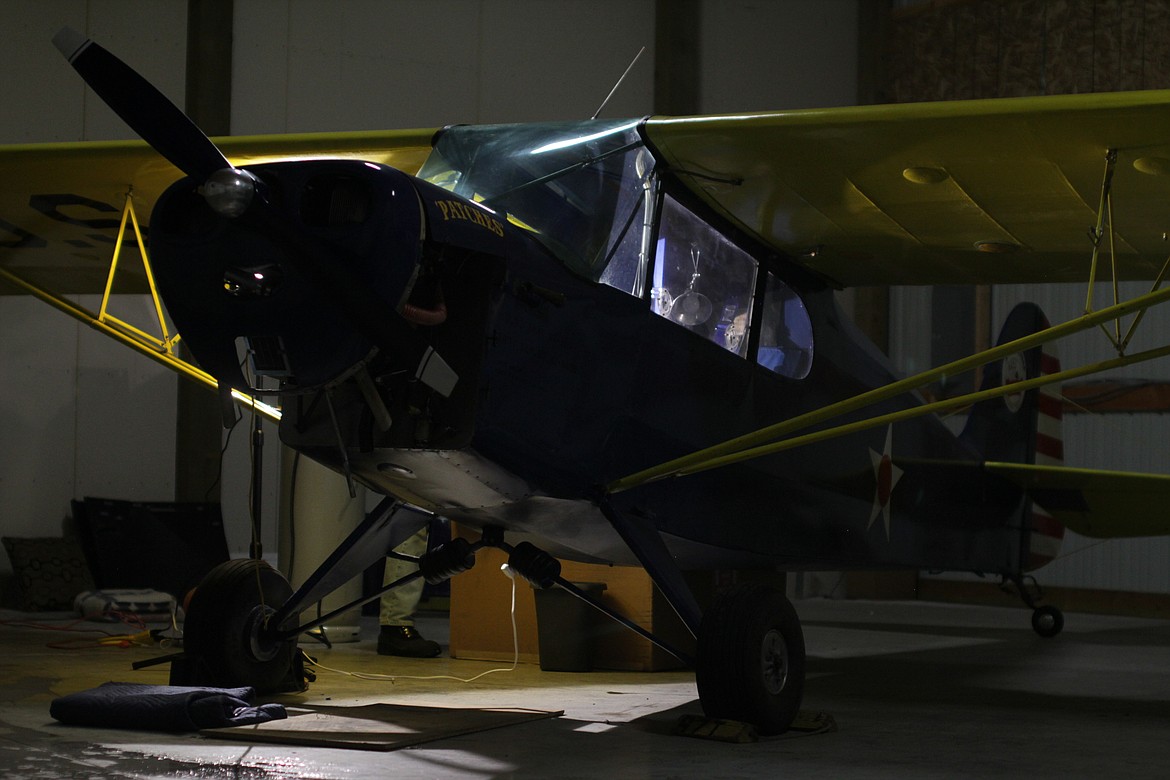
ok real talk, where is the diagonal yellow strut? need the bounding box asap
[619,341,1170,486]
[1082,148,1170,355]
[97,190,179,353]
[607,284,1170,494]
[1,265,280,422]
[0,193,281,423]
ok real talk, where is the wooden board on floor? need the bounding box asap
[202,703,561,751]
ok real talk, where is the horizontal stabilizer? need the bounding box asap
[985,462,1170,538]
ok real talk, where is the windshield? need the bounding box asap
[419,119,654,283]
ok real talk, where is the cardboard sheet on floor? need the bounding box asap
[200,702,562,751]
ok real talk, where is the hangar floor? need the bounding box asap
[0,597,1167,778]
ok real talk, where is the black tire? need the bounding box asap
[696,583,805,735]
[1031,604,1064,638]
[183,559,298,692]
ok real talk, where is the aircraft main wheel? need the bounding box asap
[183,559,298,692]
[695,583,805,736]
[1031,604,1064,638]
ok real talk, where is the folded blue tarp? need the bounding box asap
[50,682,287,732]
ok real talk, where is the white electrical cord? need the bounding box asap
[306,563,520,684]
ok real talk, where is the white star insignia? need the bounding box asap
[868,426,903,541]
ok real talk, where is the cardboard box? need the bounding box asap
[448,530,700,671]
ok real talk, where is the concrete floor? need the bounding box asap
[0,597,1168,778]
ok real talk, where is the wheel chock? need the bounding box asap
[672,714,759,743]
[673,710,837,742]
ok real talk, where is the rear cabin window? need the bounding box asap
[757,272,814,379]
[651,195,756,357]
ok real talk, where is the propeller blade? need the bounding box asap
[53,27,231,180]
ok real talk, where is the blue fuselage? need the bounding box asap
[149,122,1029,578]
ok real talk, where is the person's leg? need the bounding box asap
[377,526,440,657]
[379,554,424,627]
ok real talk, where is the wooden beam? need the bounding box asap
[654,0,700,115]
[1062,380,1170,413]
[175,0,234,503]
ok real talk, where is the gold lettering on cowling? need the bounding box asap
[434,199,504,237]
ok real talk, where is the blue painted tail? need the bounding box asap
[959,302,1065,570]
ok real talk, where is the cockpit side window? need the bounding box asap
[651,195,757,358]
[757,272,814,379]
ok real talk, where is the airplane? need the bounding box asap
[4,27,1170,736]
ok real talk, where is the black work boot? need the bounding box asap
[377,625,441,657]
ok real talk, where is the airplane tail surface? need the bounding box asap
[959,302,1065,570]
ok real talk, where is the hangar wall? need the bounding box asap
[0,1,859,573]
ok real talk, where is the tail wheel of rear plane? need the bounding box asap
[183,559,298,692]
[1031,604,1065,638]
[696,583,806,735]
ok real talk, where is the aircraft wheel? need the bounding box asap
[183,559,298,692]
[695,583,805,735]
[1031,604,1064,638]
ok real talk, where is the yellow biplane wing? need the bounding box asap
[985,462,1170,538]
[644,90,1170,286]
[0,129,435,296]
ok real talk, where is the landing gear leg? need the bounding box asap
[695,583,805,736]
[600,501,807,734]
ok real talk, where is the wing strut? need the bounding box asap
[0,191,280,422]
[1083,148,1170,355]
[633,339,1170,485]
[608,284,1170,493]
[1085,149,1119,321]
[99,190,179,354]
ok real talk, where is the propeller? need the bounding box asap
[53,27,453,400]
[53,27,255,217]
